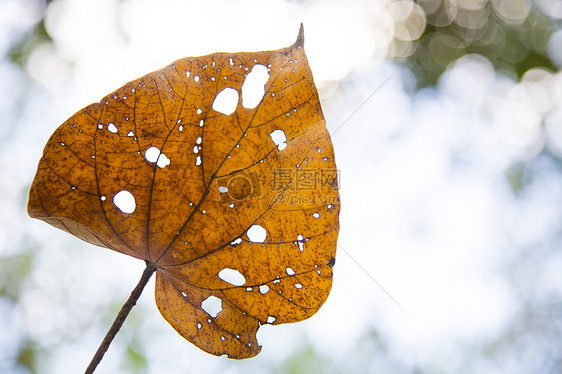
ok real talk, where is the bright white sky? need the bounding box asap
[1,0,562,373]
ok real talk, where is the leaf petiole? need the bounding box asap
[84,261,157,374]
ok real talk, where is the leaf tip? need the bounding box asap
[295,23,304,49]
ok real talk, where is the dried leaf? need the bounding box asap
[28,25,340,359]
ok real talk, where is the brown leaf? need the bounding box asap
[27,25,340,359]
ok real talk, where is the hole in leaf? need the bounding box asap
[286,267,296,276]
[113,190,136,214]
[247,224,267,243]
[313,212,320,218]
[259,285,269,294]
[127,131,135,137]
[145,146,170,168]
[107,123,118,133]
[295,284,303,289]
[242,64,269,109]
[218,186,228,193]
[231,237,242,246]
[201,295,222,318]
[197,322,202,329]
[218,268,246,286]
[212,87,239,116]
[269,129,287,151]
[267,316,276,324]
[145,146,160,162]
[156,153,170,168]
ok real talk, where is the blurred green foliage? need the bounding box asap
[407,0,558,87]
[8,18,51,68]
[16,340,42,374]
[0,254,32,302]
[123,337,148,374]
[505,162,532,197]
[266,329,404,374]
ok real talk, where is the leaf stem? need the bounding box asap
[84,261,157,374]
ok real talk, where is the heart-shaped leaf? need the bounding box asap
[28,25,340,359]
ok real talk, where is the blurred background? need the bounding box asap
[1,0,562,373]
